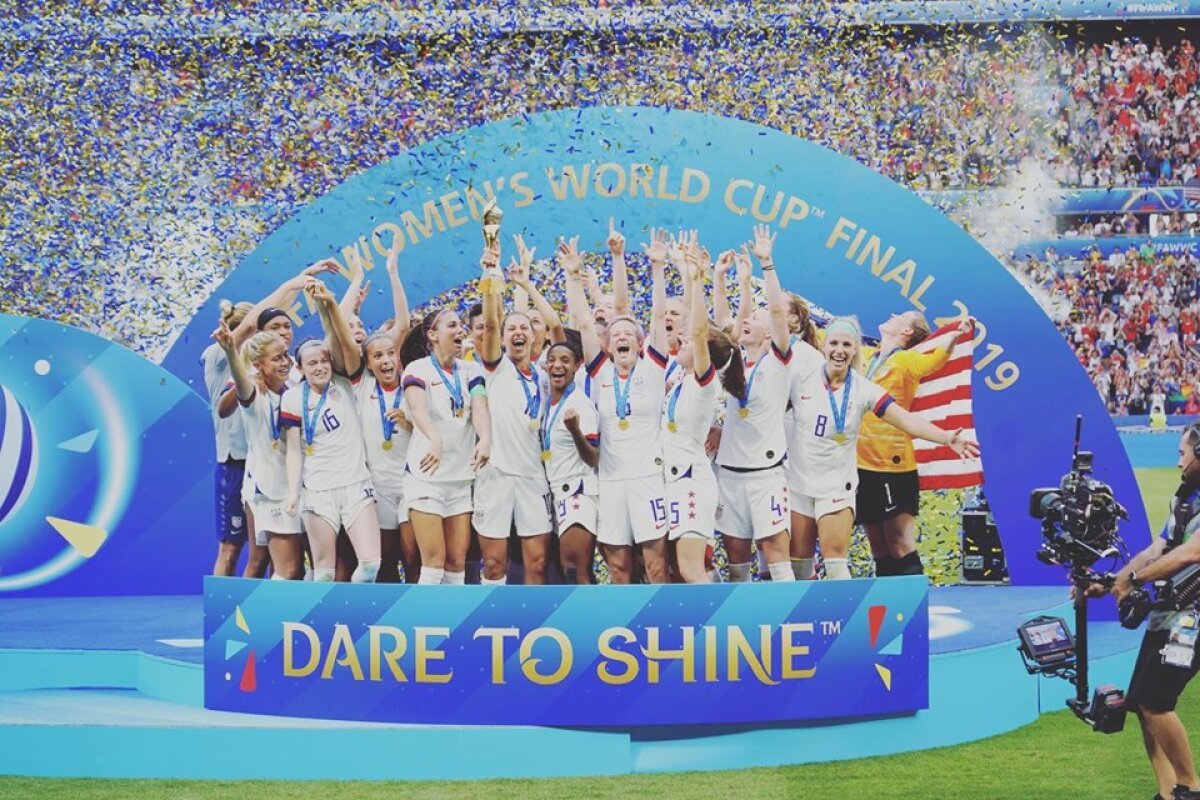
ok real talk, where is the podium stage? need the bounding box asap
[0,586,1141,780]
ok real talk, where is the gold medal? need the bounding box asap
[667,421,678,433]
[541,450,552,462]
[382,440,394,451]
[738,407,750,419]
[305,445,314,456]
[455,407,465,418]
[272,440,279,451]
[529,419,540,432]
[832,433,848,444]
[619,419,630,430]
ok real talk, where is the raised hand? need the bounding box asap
[642,227,670,264]
[480,240,501,274]
[716,249,736,276]
[557,236,584,277]
[302,258,340,278]
[735,246,753,284]
[748,223,776,263]
[606,217,625,258]
[513,233,536,269]
[563,406,581,433]
[306,280,337,307]
[211,320,235,353]
[384,246,400,276]
[507,257,531,290]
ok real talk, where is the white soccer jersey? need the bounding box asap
[716,343,795,469]
[240,386,289,501]
[280,376,370,491]
[401,356,484,483]
[356,374,411,495]
[587,347,668,480]
[788,367,894,500]
[662,365,719,479]
[201,343,248,461]
[481,355,545,478]
[541,384,600,486]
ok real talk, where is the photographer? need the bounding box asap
[1108,426,1200,800]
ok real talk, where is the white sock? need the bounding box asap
[768,561,796,582]
[270,571,288,581]
[728,561,752,582]
[418,567,445,585]
[824,558,851,580]
[754,550,770,578]
[351,559,381,584]
[441,570,466,585]
[707,567,723,583]
[313,568,335,582]
[792,558,815,580]
[481,575,507,586]
[304,567,313,581]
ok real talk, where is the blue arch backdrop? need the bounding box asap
[161,106,1147,586]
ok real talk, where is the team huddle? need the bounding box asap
[202,222,979,586]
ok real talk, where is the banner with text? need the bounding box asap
[204,576,929,727]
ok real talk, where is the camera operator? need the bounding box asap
[1102,426,1200,800]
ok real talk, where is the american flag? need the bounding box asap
[910,322,983,491]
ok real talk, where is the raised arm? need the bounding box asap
[339,250,366,322]
[232,259,338,347]
[749,224,791,354]
[310,281,362,377]
[732,248,754,345]
[609,217,630,317]
[712,250,736,332]
[563,407,599,470]
[643,227,670,356]
[384,246,412,353]
[669,230,694,329]
[560,236,601,365]
[479,241,504,365]
[880,403,981,459]
[685,246,712,377]
[511,234,566,346]
[212,321,256,405]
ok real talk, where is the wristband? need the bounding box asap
[761,264,775,271]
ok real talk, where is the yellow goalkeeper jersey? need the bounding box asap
[857,345,950,473]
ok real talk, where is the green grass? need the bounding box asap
[0,468,1193,799]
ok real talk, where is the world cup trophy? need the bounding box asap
[479,199,505,295]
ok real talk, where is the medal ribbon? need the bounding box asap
[613,362,636,425]
[738,356,765,416]
[430,356,464,413]
[825,367,852,440]
[541,382,574,454]
[516,361,541,420]
[267,389,282,446]
[302,382,330,448]
[376,381,402,442]
[667,378,684,430]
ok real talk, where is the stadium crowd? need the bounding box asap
[1,12,1199,421]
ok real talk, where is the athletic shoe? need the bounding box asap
[1173,785,1200,800]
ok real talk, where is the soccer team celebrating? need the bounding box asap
[204,222,979,586]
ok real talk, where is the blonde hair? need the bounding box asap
[219,300,254,330]
[824,315,865,372]
[241,331,287,371]
[905,312,931,348]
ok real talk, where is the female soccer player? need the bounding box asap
[356,246,416,582]
[664,245,745,582]
[281,283,382,582]
[204,301,255,577]
[213,321,305,579]
[561,228,671,584]
[541,342,600,584]
[474,237,561,585]
[857,312,971,577]
[788,316,979,580]
[402,291,491,586]
[715,225,813,584]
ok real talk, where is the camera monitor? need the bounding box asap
[1018,616,1076,668]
